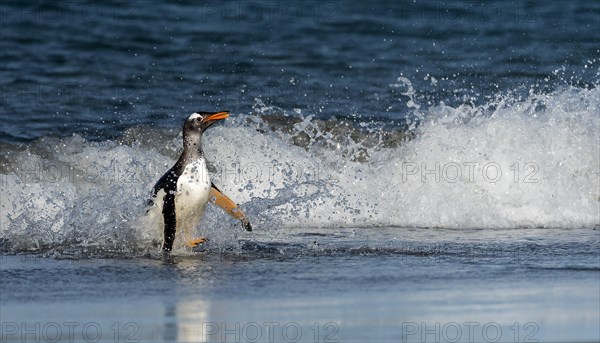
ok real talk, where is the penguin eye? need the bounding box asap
[196,117,203,122]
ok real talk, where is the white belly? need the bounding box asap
[143,159,211,250]
[174,159,211,243]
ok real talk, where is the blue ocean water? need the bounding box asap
[1,1,599,342]
[1,1,598,142]
[1,0,597,244]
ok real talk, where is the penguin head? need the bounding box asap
[183,111,230,134]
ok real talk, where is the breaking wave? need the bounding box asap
[1,83,598,256]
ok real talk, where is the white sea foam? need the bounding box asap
[1,85,598,254]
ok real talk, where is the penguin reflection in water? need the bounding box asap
[146,111,252,253]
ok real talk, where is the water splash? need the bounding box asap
[1,84,598,257]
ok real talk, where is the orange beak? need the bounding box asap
[205,111,229,122]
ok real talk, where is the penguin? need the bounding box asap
[147,111,252,253]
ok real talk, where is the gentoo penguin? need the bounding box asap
[147,111,252,252]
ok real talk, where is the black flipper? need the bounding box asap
[209,182,252,231]
[210,182,221,193]
[150,169,180,253]
[162,190,177,252]
[242,218,252,232]
[146,171,171,209]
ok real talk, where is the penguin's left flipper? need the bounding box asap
[187,237,209,247]
[209,183,252,232]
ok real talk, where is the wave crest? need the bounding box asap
[1,85,598,256]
